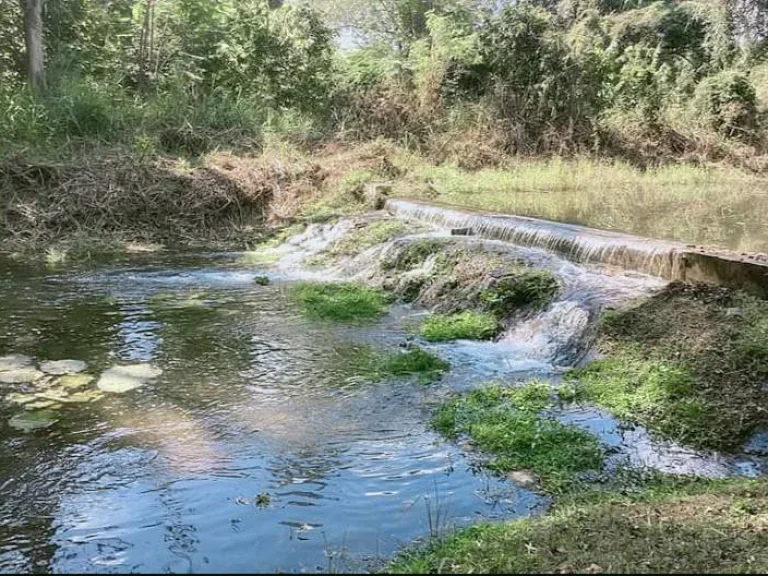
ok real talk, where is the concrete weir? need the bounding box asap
[385,198,768,298]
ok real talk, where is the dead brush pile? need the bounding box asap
[0,151,327,246]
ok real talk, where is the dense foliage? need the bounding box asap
[1,0,767,162]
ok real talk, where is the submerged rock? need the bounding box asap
[9,410,59,432]
[24,400,61,410]
[97,364,163,393]
[40,359,88,375]
[67,390,105,403]
[59,374,95,390]
[0,367,44,384]
[0,354,33,372]
[6,392,36,405]
[507,470,537,488]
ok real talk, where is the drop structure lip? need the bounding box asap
[385,198,768,298]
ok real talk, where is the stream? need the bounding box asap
[0,216,765,573]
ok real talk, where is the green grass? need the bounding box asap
[388,477,768,574]
[345,345,450,384]
[289,282,388,322]
[420,311,500,342]
[392,157,768,254]
[562,282,768,451]
[479,269,559,316]
[433,384,604,493]
[565,352,718,450]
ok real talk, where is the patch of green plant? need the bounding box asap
[480,268,559,316]
[289,282,387,322]
[433,383,604,492]
[571,285,768,451]
[236,247,288,266]
[332,220,409,257]
[380,239,446,272]
[387,476,768,574]
[344,344,450,384]
[565,351,719,450]
[420,311,499,342]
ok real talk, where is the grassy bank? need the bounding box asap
[6,142,768,258]
[565,282,768,451]
[389,477,768,574]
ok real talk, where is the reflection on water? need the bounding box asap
[0,254,546,574]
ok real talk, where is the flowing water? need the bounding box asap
[0,215,765,574]
[385,198,687,279]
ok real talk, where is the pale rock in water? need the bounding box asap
[67,390,104,403]
[0,354,33,372]
[40,359,87,375]
[24,400,61,410]
[97,364,163,393]
[9,410,60,432]
[0,367,44,384]
[58,373,95,390]
[6,392,37,405]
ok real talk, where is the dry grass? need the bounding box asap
[0,149,325,249]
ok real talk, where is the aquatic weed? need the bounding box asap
[289,282,388,322]
[420,311,499,342]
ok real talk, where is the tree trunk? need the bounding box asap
[24,0,45,91]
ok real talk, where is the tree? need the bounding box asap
[314,0,485,53]
[23,0,45,90]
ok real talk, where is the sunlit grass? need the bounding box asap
[343,344,450,384]
[388,477,768,574]
[432,383,604,493]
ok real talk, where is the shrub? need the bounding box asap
[693,70,759,138]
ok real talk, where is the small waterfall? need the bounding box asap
[501,301,592,366]
[386,199,687,280]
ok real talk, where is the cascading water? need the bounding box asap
[385,198,688,280]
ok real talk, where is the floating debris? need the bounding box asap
[0,367,44,384]
[0,354,34,372]
[9,410,60,432]
[58,374,95,390]
[97,364,163,393]
[254,275,271,286]
[40,360,87,375]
